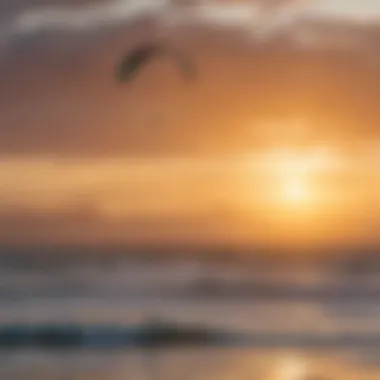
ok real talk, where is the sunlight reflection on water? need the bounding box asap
[0,348,379,380]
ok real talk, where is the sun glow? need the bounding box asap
[241,146,340,214]
[273,354,308,380]
[234,144,348,247]
[280,175,311,206]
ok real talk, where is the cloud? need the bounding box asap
[0,203,235,247]
[307,0,380,23]
[13,0,168,34]
[4,0,380,41]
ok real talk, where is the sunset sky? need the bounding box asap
[0,0,380,253]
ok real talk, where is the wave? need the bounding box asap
[1,321,380,350]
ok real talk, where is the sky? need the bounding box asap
[1,0,380,255]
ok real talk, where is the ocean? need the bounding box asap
[0,257,379,379]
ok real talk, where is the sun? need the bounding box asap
[240,146,339,217]
[236,144,348,247]
[280,176,311,206]
[262,148,325,213]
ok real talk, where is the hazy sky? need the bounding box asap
[1,0,380,253]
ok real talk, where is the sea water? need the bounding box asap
[0,258,379,379]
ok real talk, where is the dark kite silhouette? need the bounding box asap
[116,43,197,83]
